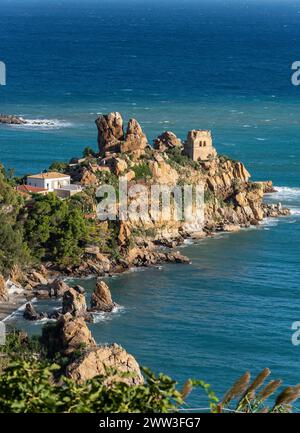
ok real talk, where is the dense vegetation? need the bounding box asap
[0,165,30,276]
[23,193,89,265]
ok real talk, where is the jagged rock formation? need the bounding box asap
[95,112,124,153]
[62,287,87,317]
[90,280,115,312]
[120,118,148,157]
[153,131,182,152]
[95,112,148,157]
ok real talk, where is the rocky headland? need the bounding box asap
[0,111,290,318]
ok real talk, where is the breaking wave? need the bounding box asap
[9,117,73,130]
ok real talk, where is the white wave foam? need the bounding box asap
[290,207,300,215]
[260,217,279,228]
[9,117,72,130]
[271,186,300,201]
[92,305,125,323]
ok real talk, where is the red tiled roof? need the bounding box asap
[16,185,48,194]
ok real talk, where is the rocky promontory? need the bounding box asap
[0,111,291,309]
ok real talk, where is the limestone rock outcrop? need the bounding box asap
[153,131,182,152]
[90,280,115,312]
[66,343,144,386]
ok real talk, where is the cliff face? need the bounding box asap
[77,113,287,250]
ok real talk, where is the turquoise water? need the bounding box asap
[2,0,300,405]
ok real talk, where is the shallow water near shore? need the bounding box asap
[2,0,300,407]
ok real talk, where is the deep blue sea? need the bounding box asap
[2,0,300,408]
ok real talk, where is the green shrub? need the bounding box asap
[48,161,69,173]
[132,163,152,180]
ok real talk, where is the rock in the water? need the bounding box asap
[62,287,87,317]
[0,275,8,302]
[66,343,144,386]
[95,112,124,153]
[165,251,190,264]
[50,279,71,298]
[23,303,47,321]
[90,280,115,312]
[153,131,182,152]
[263,203,291,218]
[42,313,97,356]
[0,114,26,125]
